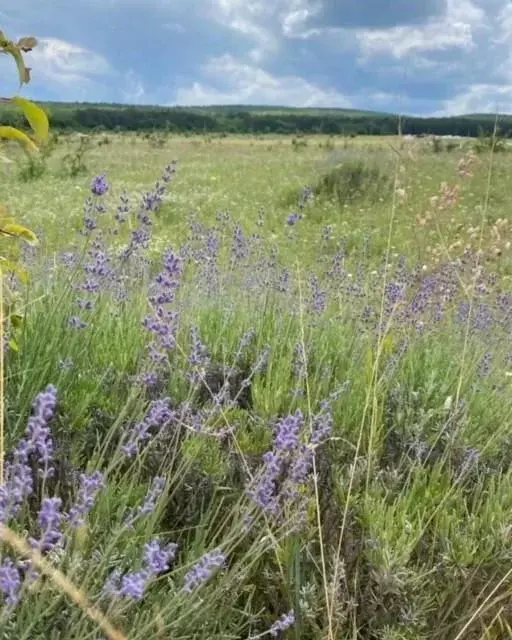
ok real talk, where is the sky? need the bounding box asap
[0,0,512,116]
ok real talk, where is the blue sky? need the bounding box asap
[0,0,511,115]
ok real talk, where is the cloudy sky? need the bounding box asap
[0,0,511,115]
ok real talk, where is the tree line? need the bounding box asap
[0,101,510,137]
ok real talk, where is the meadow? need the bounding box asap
[1,130,512,639]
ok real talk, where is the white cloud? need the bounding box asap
[435,84,512,115]
[280,1,323,38]
[174,54,352,107]
[355,0,485,59]
[0,36,112,99]
[26,38,111,86]
[122,69,146,103]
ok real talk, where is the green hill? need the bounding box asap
[1,101,510,137]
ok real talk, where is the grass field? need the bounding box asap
[1,131,512,639]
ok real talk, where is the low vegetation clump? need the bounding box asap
[313,157,394,208]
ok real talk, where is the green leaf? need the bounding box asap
[12,97,49,143]
[0,126,37,152]
[2,41,30,87]
[0,223,37,244]
[0,258,30,284]
[8,338,19,353]
[10,313,24,329]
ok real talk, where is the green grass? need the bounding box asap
[1,132,512,639]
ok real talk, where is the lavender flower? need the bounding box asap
[247,451,282,514]
[0,559,22,607]
[311,409,333,446]
[91,174,110,197]
[231,224,249,264]
[124,476,166,528]
[188,327,210,384]
[459,447,480,476]
[288,445,313,486]
[287,212,303,226]
[275,411,303,452]
[248,406,332,518]
[105,538,178,601]
[68,471,105,528]
[143,248,183,376]
[143,540,178,575]
[478,352,493,378]
[310,275,327,314]
[0,459,33,524]
[122,399,173,458]
[269,610,295,637]
[33,497,63,552]
[115,192,130,223]
[182,549,226,593]
[119,571,147,601]
[69,316,88,330]
[14,384,57,481]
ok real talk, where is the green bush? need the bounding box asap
[314,158,393,207]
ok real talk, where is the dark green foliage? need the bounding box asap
[61,134,92,176]
[2,101,512,136]
[313,159,393,207]
[473,127,509,153]
[16,133,58,181]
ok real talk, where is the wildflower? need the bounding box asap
[91,174,110,197]
[143,540,178,575]
[33,497,64,552]
[182,549,226,593]
[459,447,480,476]
[287,212,302,226]
[299,186,313,209]
[275,411,303,452]
[478,352,493,378]
[14,384,57,481]
[247,451,282,514]
[0,559,22,607]
[124,476,166,528]
[143,248,183,375]
[115,191,130,223]
[105,539,178,601]
[269,610,295,637]
[69,316,88,330]
[309,275,327,313]
[231,224,249,263]
[188,327,210,384]
[0,460,33,524]
[119,571,147,601]
[68,471,105,528]
[122,399,173,458]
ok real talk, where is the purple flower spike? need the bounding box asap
[287,212,302,226]
[68,471,105,528]
[0,559,22,607]
[91,174,110,197]
[182,549,226,593]
[34,497,64,552]
[269,610,295,637]
[124,476,166,528]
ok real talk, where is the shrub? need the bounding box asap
[313,157,393,207]
[61,134,92,177]
[17,133,58,181]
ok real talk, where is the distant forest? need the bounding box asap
[1,102,510,137]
